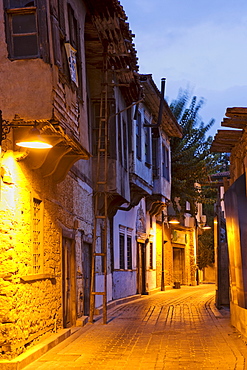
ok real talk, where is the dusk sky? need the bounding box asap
[120,0,247,137]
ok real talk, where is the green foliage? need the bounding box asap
[197,202,215,269]
[215,153,230,172]
[197,228,214,270]
[169,89,219,216]
[169,89,222,269]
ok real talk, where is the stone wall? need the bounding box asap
[0,151,93,359]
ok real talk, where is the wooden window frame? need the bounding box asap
[119,233,125,270]
[136,112,142,160]
[118,113,123,165]
[152,138,159,178]
[127,233,132,270]
[118,226,133,271]
[144,122,151,166]
[149,242,153,270]
[4,0,49,62]
[162,145,170,181]
[123,119,128,170]
[6,7,39,59]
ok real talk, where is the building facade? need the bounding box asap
[112,74,184,298]
[0,0,198,361]
[0,0,141,358]
[211,107,247,336]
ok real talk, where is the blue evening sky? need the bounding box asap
[120,0,247,137]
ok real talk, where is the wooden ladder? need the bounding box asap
[89,52,109,324]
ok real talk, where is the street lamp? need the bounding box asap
[0,110,53,149]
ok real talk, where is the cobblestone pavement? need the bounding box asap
[24,284,247,370]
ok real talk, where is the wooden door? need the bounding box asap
[62,237,73,327]
[173,247,185,284]
[82,242,92,316]
[137,242,146,294]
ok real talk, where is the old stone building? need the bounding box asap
[0,0,141,359]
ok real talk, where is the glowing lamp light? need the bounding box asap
[168,217,180,225]
[15,127,53,149]
[201,225,211,230]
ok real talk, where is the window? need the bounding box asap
[4,0,49,61]
[152,138,159,178]
[32,197,43,274]
[144,122,151,165]
[50,0,67,74]
[50,2,82,94]
[119,234,125,269]
[127,235,132,270]
[66,4,80,87]
[162,145,170,181]
[118,113,122,165]
[136,112,142,159]
[123,119,128,169]
[118,226,133,270]
[149,242,153,269]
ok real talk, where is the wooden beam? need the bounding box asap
[214,129,242,140]
[222,117,247,129]
[226,107,247,117]
[210,144,233,153]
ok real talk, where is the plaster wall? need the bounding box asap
[112,271,136,300]
[230,301,247,339]
[146,270,157,291]
[0,0,89,153]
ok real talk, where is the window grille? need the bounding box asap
[119,233,125,269]
[152,138,159,178]
[162,145,170,181]
[144,123,151,165]
[149,242,153,269]
[32,197,43,274]
[127,235,132,269]
[136,112,142,159]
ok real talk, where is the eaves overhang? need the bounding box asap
[210,107,247,154]
[84,0,141,104]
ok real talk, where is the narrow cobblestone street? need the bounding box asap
[24,285,247,370]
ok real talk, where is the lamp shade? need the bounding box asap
[168,217,180,225]
[202,225,211,230]
[16,127,52,149]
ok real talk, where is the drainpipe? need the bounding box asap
[161,211,168,291]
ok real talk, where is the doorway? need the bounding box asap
[62,236,75,328]
[173,247,185,284]
[137,242,146,294]
[82,242,92,316]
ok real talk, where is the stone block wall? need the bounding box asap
[0,153,94,359]
[0,157,62,359]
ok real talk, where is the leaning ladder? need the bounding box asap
[89,53,109,324]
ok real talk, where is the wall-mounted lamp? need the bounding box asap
[198,215,211,230]
[0,110,53,149]
[201,224,211,230]
[168,217,180,225]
